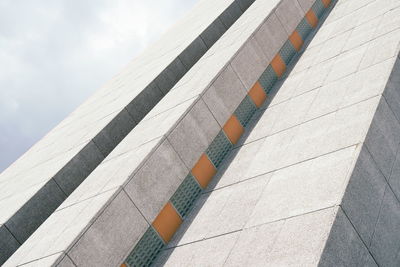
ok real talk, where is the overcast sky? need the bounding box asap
[0,0,198,172]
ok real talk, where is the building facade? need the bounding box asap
[2,0,400,266]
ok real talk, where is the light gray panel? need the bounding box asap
[3,189,119,267]
[202,65,247,126]
[124,139,188,222]
[258,207,337,266]
[167,98,220,169]
[206,176,269,237]
[208,140,264,190]
[275,0,305,35]
[231,37,269,89]
[155,232,239,266]
[254,13,288,62]
[246,146,356,228]
[224,219,283,266]
[68,190,148,267]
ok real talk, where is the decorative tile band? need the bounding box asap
[170,174,203,218]
[123,0,332,266]
[234,95,258,127]
[124,227,164,267]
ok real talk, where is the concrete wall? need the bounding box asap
[0,0,256,264]
[4,0,400,266]
[153,0,400,266]
[3,0,319,265]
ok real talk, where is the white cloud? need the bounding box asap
[0,0,198,172]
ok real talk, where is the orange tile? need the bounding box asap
[322,0,331,7]
[121,264,127,267]
[152,202,182,243]
[223,115,244,145]
[289,30,304,51]
[305,10,318,28]
[271,54,286,78]
[192,153,217,188]
[248,82,267,108]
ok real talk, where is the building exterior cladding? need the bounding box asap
[2,0,400,266]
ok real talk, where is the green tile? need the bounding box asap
[170,174,202,218]
[296,18,313,41]
[206,131,233,168]
[234,96,257,127]
[259,65,278,94]
[125,227,164,267]
[312,0,325,18]
[279,40,297,66]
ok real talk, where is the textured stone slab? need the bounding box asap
[4,189,148,267]
[319,208,377,267]
[124,139,188,222]
[246,146,357,228]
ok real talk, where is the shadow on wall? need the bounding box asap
[320,50,400,266]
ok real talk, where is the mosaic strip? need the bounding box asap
[206,131,233,168]
[123,1,332,265]
[312,0,325,18]
[125,227,164,267]
[279,40,297,65]
[296,18,313,41]
[234,96,258,127]
[259,65,278,94]
[170,174,202,218]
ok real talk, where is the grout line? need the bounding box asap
[339,206,380,266]
[51,178,69,199]
[164,229,243,250]
[364,144,400,206]
[122,188,152,226]
[64,254,78,267]
[207,143,360,195]
[235,93,382,150]
[56,186,120,212]
[58,187,125,259]
[16,251,67,267]
[246,204,338,230]
[3,224,22,245]
[169,205,339,250]
[368,185,387,248]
